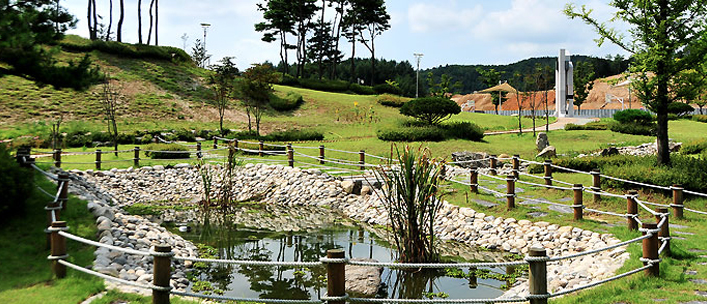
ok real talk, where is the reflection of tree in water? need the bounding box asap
[384,269,443,299]
[193,213,340,300]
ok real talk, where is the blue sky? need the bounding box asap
[62,0,629,70]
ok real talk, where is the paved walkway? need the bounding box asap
[484,117,598,136]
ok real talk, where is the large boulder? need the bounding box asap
[341,180,362,195]
[537,146,556,158]
[536,132,549,151]
[345,258,383,297]
[451,151,490,168]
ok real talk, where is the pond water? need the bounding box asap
[170,206,518,301]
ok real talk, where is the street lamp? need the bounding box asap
[200,23,211,65]
[414,53,424,98]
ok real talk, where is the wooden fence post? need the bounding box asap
[489,155,497,176]
[49,221,68,279]
[134,147,140,168]
[213,137,218,149]
[468,267,478,288]
[325,249,346,304]
[528,247,548,304]
[287,143,294,167]
[470,167,479,193]
[671,184,684,219]
[228,142,235,161]
[319,145,325,164]
[627,190,639,231]
[642,223,660,277]
[506,175,515,209]
[58,172,69,211]
[512,154,520,179]
[54,149,62,168]
[259,141,264,157]
[152,245,173,304]
[16,146,30,167]
[359,150,365,170]
[543,159,552,186]
[573,184,583,221]
[196,142,202,160]
[591,169,601,203]
[95,149,101,170]
[655,207,670,256]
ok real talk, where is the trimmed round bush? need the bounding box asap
[400,97,461,125]
[613,109,653,125]
[377,94,406,107]
[667,102,695,117]
[443,121,484,141]
[270,92,303,111]
[377,126,446,142]
[373,83,401,95]
[144,143,190,159]
[608,121,655,136]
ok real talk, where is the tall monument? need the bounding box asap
[555,49,574,117]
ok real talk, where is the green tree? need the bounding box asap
[573,61,595,115]
[240,64,277,135]
[565,0,707,165]
[476,68,506,114]
[101,74,120,155]
[426,73,462,97]
[256,0,295,75]
[343,0,366,83]
[191,39,210,68]
[357,0,390,85]
[117,0,124,42]
[400,97,461,125]
[210,57,239,136]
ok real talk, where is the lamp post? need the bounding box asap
[200,23,211,66]
[414,53,424,98]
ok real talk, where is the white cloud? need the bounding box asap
[407,1,482,33]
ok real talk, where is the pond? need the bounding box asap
[168,204,522,301]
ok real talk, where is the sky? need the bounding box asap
[61,0,630,70]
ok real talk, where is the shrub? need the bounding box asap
[613,109,653,125]
[377,94,406,107]
[173,129,196,142]
[264,129,323,141]
[564,121,609,130]
[400,97,461,125]
[270,92,303,111]
[144,143,190,159]
[140,134,154,145]
[602,155,707,192]
[681,139,707,155]
[298,78,350,92]
[349,83,376,95]
[278,73,299,86]
[527,155,637,173]
[117,132,137,144]
[667,102,695,117]
[608,121,655,136]
[64,130,92,147]
[377,126,447,142]
[373,83,401,95]
[692,114,707,123]
[442,121,484,141]
[0,145,34,219]
[60,38,191,63]
[91,132,113,143]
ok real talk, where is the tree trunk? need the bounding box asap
[107,0,113,40]
[350,31,356,83]
[370,41,375,85]
[91,0,97,40]
[137,0,143,44]
[117,0,124,42]
[87,0,94,39]
[154,0,158,45]
[147,0,154,44]
[655,0,670,166]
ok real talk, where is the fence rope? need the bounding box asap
[635,199,661,216]
[346,260,527,269]
[549,164,592,175]
[547,264,652,298]
[684,208,707,216]
[347,297,527,303]
[600,174,672,191]
[477,185,506,198]
[36,185,55,198]
[172,256,323,267]
[30,163,58,180]
[684,189,707,198]
[583,207,630,218]
[171,291,322,304]
[447,157,492,165]
[514,179,574,191]
[58,259,170,291]
[547,234,650,262]
[59,231,153,256]
[583,189,628,199]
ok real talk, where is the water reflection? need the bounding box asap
[175,207,512,300]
